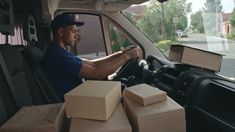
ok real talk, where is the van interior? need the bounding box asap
[0,0,235,132]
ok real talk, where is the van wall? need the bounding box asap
[12,0,51,51]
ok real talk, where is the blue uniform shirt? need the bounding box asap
[42,42,83,99]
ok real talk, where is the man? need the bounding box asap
[42,13,142,100]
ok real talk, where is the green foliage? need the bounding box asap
[109,26,121,52]
[109,24,133,52]
[227,27,235,40]
[177,16,188,31]
[190,11,204,33]
[230,9,235,27]
[155,40,174,52]
[136,0,191,43]
[229,9,235,40]
[227,34,233,39]
[112,42,121,52]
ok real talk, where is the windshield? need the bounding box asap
[123,0,235,79]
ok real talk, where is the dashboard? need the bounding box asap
[115,54,235,132]
[131,55,233,106]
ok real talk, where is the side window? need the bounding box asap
[0,17,27,45]
[71,14,106,59]
[108,23,134,52]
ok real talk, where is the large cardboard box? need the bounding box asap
[123,93,186,132]
[125,83,166,106]
[64,80,121,121]
[0,103,65,132]
[69,103,131,132]
[168,45,223,72]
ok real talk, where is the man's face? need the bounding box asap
[60,25,79,46]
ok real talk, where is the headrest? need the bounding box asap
[23,15,38,42]
[0,45,24,75]
[21,46,42,68]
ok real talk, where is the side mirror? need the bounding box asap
[158,0,168,3]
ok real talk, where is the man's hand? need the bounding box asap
[125,47,142,60]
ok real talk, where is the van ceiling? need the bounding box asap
[12,0,43,17]
[41,0,148,21]
[45,0,148,12]
[12,0,32,15]
[12,0,167,16]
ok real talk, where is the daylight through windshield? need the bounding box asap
[123,0,235,79]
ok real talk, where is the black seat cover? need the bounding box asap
[0,44,34,106]
[22,46,61,103]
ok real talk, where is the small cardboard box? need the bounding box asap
[125,83,166,106]
[69,103,132,132]
[168,45,223,72]
[0,103,65,132]
[123,93,186,132]
[64,80,121,121]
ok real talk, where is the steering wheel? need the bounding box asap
[112,58,140,81]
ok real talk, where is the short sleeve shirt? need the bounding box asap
[42,42,83,99]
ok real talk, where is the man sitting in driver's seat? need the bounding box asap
[42,13,142,100]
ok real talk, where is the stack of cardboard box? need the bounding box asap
[123,83,186,132]
[168,44,223,72]
[0,103,66,132]
[65,80,132,132]
[0,81,186,132]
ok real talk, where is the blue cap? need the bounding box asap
[50,13,84,31]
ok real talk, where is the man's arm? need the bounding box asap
[87,50,125,66]
[79,48,142,80]
[82,47,136,67]
[80,51,124,68]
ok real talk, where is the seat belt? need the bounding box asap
[0,96,7,125]
[0,52,20,107]
[34,70,61,103]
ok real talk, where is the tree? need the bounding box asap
[177,15,188,31]
[136,0,191,43]
[109,25,121,52]
[202,0,223,35]
[189,0,223,34]
[137,2,162,43]
[203,0,222,13]
[230,9,235,27]
[190,11,204,33]
[229,9,235,39]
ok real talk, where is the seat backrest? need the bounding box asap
[21,46,61,103]
[0,67,18,126]
[0,44,44,126]
[22,14,61,103]
[0,96,6,126]
[0,44,34,106]
[0,43,53,105]
[0,95,8,126]
[0,62,18,115]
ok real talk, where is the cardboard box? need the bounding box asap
[69,103,132,132]
[0,103,65,132]
[64,80,121,121]
[168,45,223,72]
[123,93,186,132]
[125,83,166,106]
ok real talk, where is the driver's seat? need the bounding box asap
[21,14,61,103]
